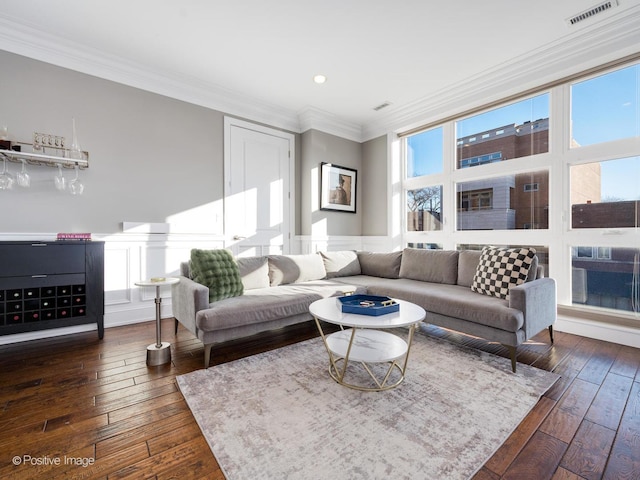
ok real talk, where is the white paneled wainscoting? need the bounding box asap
[0,232,225,345]
[2,233,637,349]
[0,232,392,345]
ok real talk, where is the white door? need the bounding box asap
[224,117,294,257]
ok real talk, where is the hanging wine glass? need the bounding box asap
[69,117,83,160]
[68,164,84,195]
[16,159,30,188]
[54,164,66,191]
[0,158,15,190]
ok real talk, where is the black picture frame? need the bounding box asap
[320,162,357,213]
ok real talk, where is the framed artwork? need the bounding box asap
[320,162,357,213]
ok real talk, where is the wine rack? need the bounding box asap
[0,241,104,338]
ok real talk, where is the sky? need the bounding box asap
[407,63,640,201]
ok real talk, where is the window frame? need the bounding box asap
[399,60,640,321]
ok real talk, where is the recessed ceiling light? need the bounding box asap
[313,74,327,84]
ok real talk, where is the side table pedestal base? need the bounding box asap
[147,342,171,366]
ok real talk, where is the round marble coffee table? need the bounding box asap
[309,297,426,391]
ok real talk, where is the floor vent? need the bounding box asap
[566,0,618,26]
[373,101,392,111]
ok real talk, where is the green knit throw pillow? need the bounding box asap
[190,249,244,303]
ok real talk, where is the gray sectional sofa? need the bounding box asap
[171,248,556,371]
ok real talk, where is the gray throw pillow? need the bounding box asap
[357,251,402,279]
[320,251,361,278]
[399,248,459,285]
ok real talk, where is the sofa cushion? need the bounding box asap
[236,256,270,290]
[190,249,244,302]
[363,278,524,333]
[471,246,536,299]
[457,250,482,287]
[320,250,361,278]
[268,253,327,286]
[357,251,402,278]
[196,280,366,331]
[399,248,459,284]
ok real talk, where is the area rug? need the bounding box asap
[177,330,559,480]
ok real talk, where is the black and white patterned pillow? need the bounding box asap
[471,246,537,299]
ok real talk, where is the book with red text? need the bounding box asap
[56,232,92,240]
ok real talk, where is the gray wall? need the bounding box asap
[361,135,388,236]
[300,130,362,236]
[1,50,389,239]
[0,50,225,235]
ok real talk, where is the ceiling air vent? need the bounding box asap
[373,101,392,112]
[566,0,618,26]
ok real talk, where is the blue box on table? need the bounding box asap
[337,294,399,316]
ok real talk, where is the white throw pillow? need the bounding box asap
[268,254,327,286]
[236,256,270,290]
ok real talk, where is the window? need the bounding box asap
[456,171,548,230]
[407,186,442,231]
[407,243,442,250]
[406,127,443,177]
[597,247,612,260]
[574,246,594,259]
[571,156,640,229]
[572,247,640,313]
[458,189,492,211]
[460,152,502,168]
[401,61,640,321]
[456,93,549,168]
[571,63,640,147]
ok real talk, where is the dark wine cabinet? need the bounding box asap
[0,241,104,338]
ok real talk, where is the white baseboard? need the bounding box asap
[555,314,640,349]
[0,324,99,345]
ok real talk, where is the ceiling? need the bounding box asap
[1,0,640,141]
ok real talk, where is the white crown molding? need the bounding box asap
[298,107,363,143]
[0,14,302,134]
[0,13,362,141]
[2,6,640,144]
[362,5,640,141]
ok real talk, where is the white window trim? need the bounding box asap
[399,67,640,320]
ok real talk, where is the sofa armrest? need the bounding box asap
[509,277,557,340]
[171,275,209,336]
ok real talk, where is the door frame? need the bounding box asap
[223,116,296,254]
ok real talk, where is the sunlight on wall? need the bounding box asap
[165,200,224,235]
[270,179,283,227]
[312,217,328,237]
[104,248,130,305]
[225,189,257,238]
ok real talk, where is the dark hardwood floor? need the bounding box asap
[0,318,639,479]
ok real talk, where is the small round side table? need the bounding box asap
[135,277,180,366]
